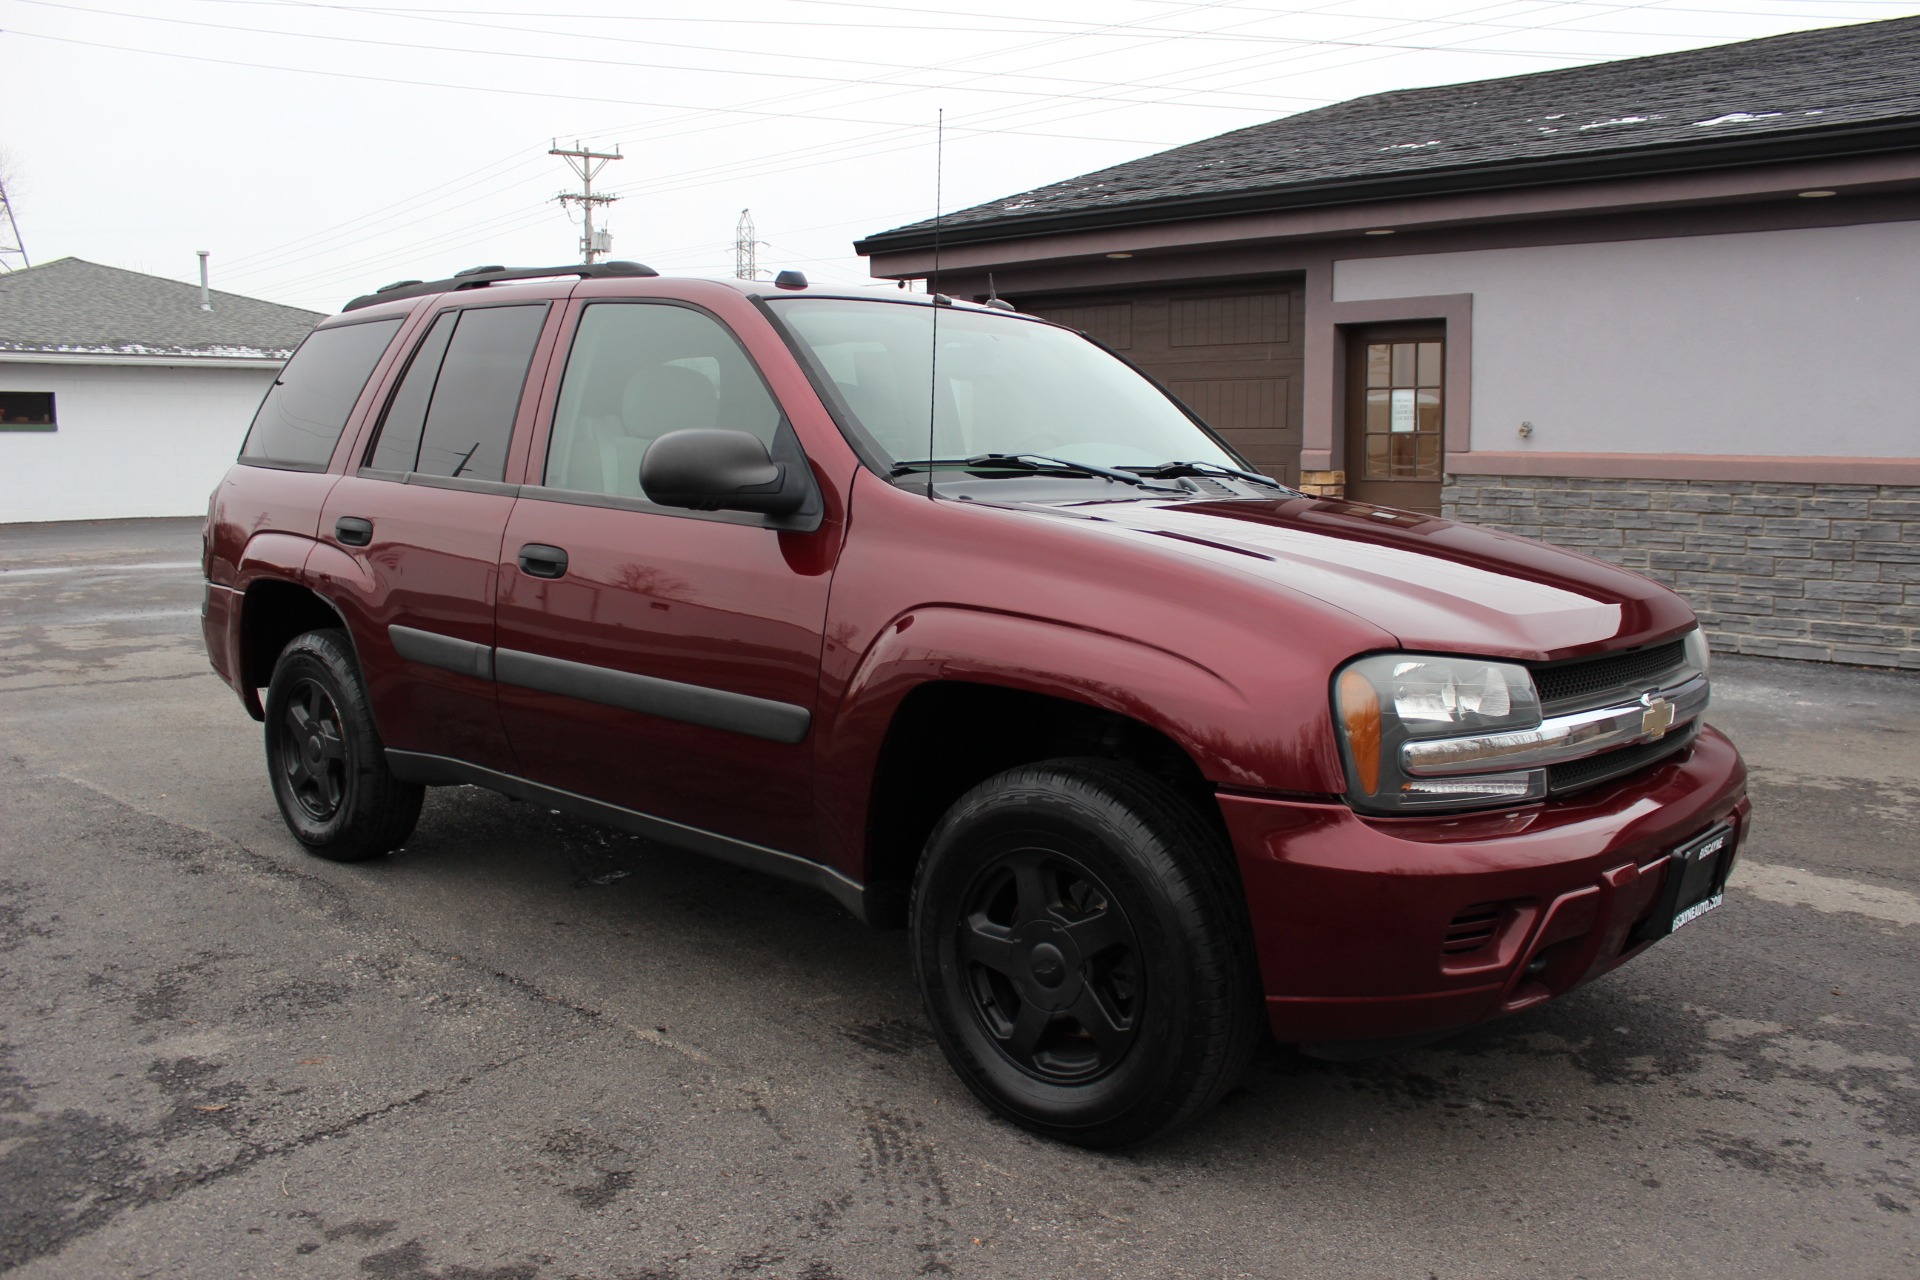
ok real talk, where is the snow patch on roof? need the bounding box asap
[1579,114,1662,130]
[1379,140,1441,151]
[1695,111,1785,127]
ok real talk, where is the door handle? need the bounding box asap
[335,516,373,547]
[518,543,569,579]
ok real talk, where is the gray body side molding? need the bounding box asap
[493,647,811,745]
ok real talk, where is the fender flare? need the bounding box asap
[814,605,1267,883]
[230,535,368,718]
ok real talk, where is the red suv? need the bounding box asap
[202,262,1749,1148]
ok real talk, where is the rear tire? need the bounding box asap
[910,759,1261,1148]
[263,628,423,862]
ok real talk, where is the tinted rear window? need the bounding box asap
[241,318,402,467]
[414,304,547,482]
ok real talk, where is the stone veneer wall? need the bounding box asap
[1442,474,1920,669]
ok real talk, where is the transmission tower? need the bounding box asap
[549,140,623,264]
[0,177,28,272]
[734,209,761,281]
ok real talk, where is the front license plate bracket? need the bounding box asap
[1633,821,1736,944]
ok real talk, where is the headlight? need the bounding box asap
[1333,653,1546,813]
[1683,626,1711,679]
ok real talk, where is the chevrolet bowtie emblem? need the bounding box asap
[1640,693,1676,737]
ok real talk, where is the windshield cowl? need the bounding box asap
[896,468,1283,506]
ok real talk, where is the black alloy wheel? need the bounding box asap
[912,759,1262,1149]
[264,628,423,862]
[955,849,1143,1084]
[277,678,348,822]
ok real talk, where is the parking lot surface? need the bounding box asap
[1,518,1915,1279]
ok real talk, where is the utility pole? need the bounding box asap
[0,177,28,272]
[733,209,761,281]
[549,140,623,264]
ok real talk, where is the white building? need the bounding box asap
[0,258,322,523]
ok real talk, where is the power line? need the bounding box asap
[17,0,1384,110]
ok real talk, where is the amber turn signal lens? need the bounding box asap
[1338,669,1382,795]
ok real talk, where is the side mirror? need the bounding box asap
[640,429,809,517]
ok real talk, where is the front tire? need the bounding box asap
[910,760,1261,1148]
[264,628,423,862]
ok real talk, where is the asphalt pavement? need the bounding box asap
[0,517,1914,1279]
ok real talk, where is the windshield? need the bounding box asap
[770,298,1240,474]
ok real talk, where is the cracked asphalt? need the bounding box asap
[0,517,1915,1279]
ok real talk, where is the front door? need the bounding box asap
[1343,324,1445,514]
[493,299,836,859]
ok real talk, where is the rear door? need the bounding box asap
[314,295,562,772]
[492,297,836,858]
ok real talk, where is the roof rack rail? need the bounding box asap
[342,260,659,312]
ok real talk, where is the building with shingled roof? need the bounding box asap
[1,258,323,522]
[857,15,1920,668]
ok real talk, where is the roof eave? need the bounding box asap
[853,117,1920,257]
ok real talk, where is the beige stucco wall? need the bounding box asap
[1333,218,1920,460]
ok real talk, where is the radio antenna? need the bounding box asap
[925,108,944,499]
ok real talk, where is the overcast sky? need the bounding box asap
[4,0,1914,314]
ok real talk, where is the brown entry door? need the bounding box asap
[1345,324,1444,513]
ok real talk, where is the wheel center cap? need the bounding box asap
[305,735,324,764]
[1029,942,1067,987]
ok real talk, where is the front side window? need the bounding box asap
[544,302,780,498]
[241,318,402,467]
[770,298,1238,472]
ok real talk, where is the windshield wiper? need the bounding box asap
[1126,459,1295,491]
[890,454,1182,491]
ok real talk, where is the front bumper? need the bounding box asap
[1219,725,1749,1045]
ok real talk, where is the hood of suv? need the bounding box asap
[1044,495,1696,661]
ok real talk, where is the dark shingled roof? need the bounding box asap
[859,15,1920,253]
[0,257,324,359]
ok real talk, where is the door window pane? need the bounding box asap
[1416,389,1442,434]
[546,303,781,498]
[367,311,457,472]
[1365,389,1389,433]
[241,318,401,467]
[415,305,548,482]
[1365,344,1391,389]
[1390,342,1415,386]
[1416,341,1442,387]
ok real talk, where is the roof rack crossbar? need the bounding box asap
[342,260,658,312]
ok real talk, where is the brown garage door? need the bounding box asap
[1014,278,1305,482]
